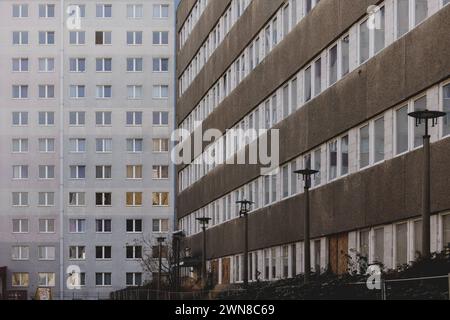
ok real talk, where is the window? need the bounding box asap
[38,246,55,261]
[126,192,142,206]
[70,165,85,179]
[69,31,85,45]
[12,192,28,206]
[39,31,55,45]
[96,193,112,206]
[12,58,28,72]
[153,4,169,18]
[69,58,86,72]
[152,192,169,207]
[374,117,385,163]
[341,35,350,76]
[39,219,55,233]
[153,85,169,99]
[375,6,386,54]
[12,273,29,287]
[126,246,142,259]
[126,112,142,126]
[68,4,86,18]
[69,112,85,126]
[304,66,312,102]
[328,140,337,180]
[96,85,112,98]
[152,219,169,233]
[13,166,28,180]
[397,0,427,38]
[12,85,28,99]
[395,223,408,266]
[329,45,338,85]
[69,85,86,99]
[96,219,112,233]
[96,246,112,260]
[396,106,409,155]
[13,4,28,18]
[95,111,112,126]
[12,139,28,153]
[444,84,450,137]
[96,138,112,153]
[360,125,370,169]
[96,4,112,18]
[127,219,142,233]
[39,85,55,98]
[153,112,169,126]
[12,112,28,126]
[413,96,427,148]
[282,165,289,198]
[13,31,28,45]
[127,85,143,99]
[443,214,450,250]
[127,139,143,153]
[127,58,143,72]
[39,192,55,206]
[127,165,143,179]
[38,112,55,125]
[96,166,112,179]
[96,273,112,286]
[39,165,55,180]
[95,31,112,45]
[69,219,86,233]
[126,273,142,287]
[360,230,370,259]
[96,58,112,72]
[127,4,143,19]
[359,19,370,64]
[153,31,169,45]
[340,136,349,176]
[314,148,322,186]
[12,219,28,233]
[69,139,86,153]
[153,139,169,152]
[374,227,385,263]
[69,246,86,260]
[69,192,85,206]
[153,166,169,180]
[39,58,54,72]
[153,58,169,72]
[39,4,55,18]
[12,246,29,261]
[127,31,143,45]
[360,7,385,63]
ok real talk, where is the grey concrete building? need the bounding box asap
[176,0,450,286]
[0,0,174,299]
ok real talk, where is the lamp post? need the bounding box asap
[295,168,319,285]
[236,200,254,288]
[172,230,185,292]
[408,109,445,258]
[196,217,211,289]
[156,237,165,298]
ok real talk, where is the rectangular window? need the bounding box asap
[153,4,169,18]
[13,165,28,180]
[153,85,169,98]
[126,192,142,206]
[153,58,169,72]
[69,138,86,153]
[12,246,29,260]
[360,125,370,169]
[69,192,85,206]
[360,19,370,64]
[396,223,408,266]
[13,31,28,45]
[12,192,28,206]
[127,31,143,45]
[39,85,55,98]
[396,106,409,155]
[444,84,450,137]
[397,0,410,37]
[38,273,55,287]
[127,219,142,233]
[12,139,28,153]
[443,215,450,250]
[69,219,86,233]
[153,166,169,180]
[38,246,55,261]
[414,96,427,148]
[38,192,55,206]
[12,85,28,99]
[39,4,55,18]
[360,230,370,258]
[96,166,112,179]
[12,273,29,287]
[375,6,386,54]
[13,4,28,18]
[96,4,112,18]
[328,141,337,180]
[152,192,169,207]
[95,31,112,45]
[415,0,428,26]
[127,165,143,179]
[314,58,321,96]
[152,219,169,233]
[96,138,112,152]
[12,112,28,126]
[38,112,55,126]
[126,111,142,126]
[96,85,112,98]
[12,58,28,72]
[127,139,143,153]
[95,273,112,286]
[39,31,55,45]
[304,66,311,102]
[96,246,112,260]
[153,112,169,126]
[341,35,350,76]
[126,273,142,287]
[69,85,85,98]
[70,166,86,179]
[68,5,86,18]
[39,219,55,233]
[314,148,322,186]
[340,135,349,176]
[153,31,169,45]
[13,219,28,233]
[69,31,85,45]
[127,58,143,72]
[95,112,112,126]
[127,85,143,99]
[69,58,86,72]
[96,220,112,233]
[329,45,338,85]
[39,165,55,180]
[39,58,54,72]
[374,117,385,163]
[126,246,142,259]
[153,139,169,153]
[69,246,86,260]
[374,227,385,263]
[96,193,112,206]
[96,58,112,72]
[128,4,143,19]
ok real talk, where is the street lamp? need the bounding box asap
[408,109,445,258]
[196,217,211,289]
[236,200,254,288]
[157,236,165,298]
[295,168,319,285]
[172,230,185,292]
